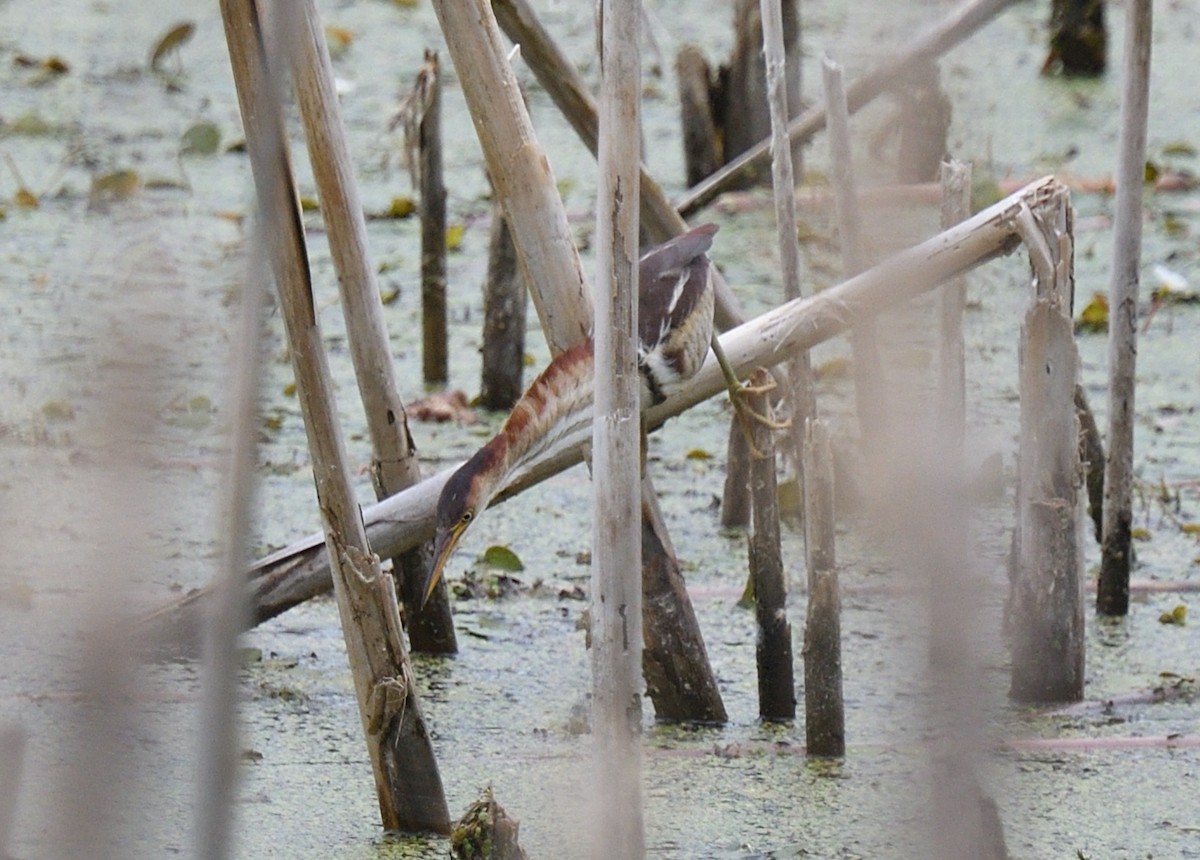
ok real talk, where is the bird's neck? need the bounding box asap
[484,341,598,503]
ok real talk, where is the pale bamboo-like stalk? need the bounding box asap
[287,0,456,651]
[194,227,266,860]
[1099,0,1153,616]
[220,0,449,832]
[144,177,1064,649]
[938,160,973,457]
[431,0,590,355]
[591,1,644,852]
[761,0,815,454]
[676,0,1021,216]
[823,55,886,450]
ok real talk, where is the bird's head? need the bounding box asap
[420,444,501,608]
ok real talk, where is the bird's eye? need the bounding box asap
[461,510,473,524]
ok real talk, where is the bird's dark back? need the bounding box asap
[636,224,717,355]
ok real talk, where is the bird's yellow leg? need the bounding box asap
[710,334,790,458]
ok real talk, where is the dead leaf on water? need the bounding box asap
[686,448,713,460]
[445,222,465,251]
[149,21,196,71]
[4,111,54,136]
[14,54,70,86]
[15,188,38,208]
[1159,604,1187,625]
[89,170,140,207]
[41,400,75,422]
[379,285,400,305]
[299,196,320,212]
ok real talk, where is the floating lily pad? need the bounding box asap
[480,545,524,572]
[180,120,221,156]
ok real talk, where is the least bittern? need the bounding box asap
[420,223,763,607]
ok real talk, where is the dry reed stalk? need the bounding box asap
[822,55,887,455]
[937,160,972,459]
[221,0,449,831]
[194,213,267,860]
[288,0,456,653]
[591,1,645,850]
[761,0,814,478]
[1099,0,1153,616]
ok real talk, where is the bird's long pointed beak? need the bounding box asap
[421,524,465,610]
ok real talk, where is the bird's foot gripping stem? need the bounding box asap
[710,335,790,459]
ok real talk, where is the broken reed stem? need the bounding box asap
[1099,0,1152,616]
[938,160,972,459]
[676,0,1021,216]
[221,0,449,831]
[418,50,449,387]
[747,370,795,721]
[822,55,886,453]
[289,1,455,653]
[1009,187,1084,703]
[802,419,844,755]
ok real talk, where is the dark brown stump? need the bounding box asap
[747,371,795,721]
[479,196,527,411]
[720,409,752,529]
[677,45,723,189]
[802,419,844,756]
[676,0,801,189]
[1044,0,1107,77]
[641,486,728,724]
[1075,383,1105,543]
[893,62,953,184]
[419,50,448,387]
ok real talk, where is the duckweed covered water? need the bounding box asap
[1,0,1198,857]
